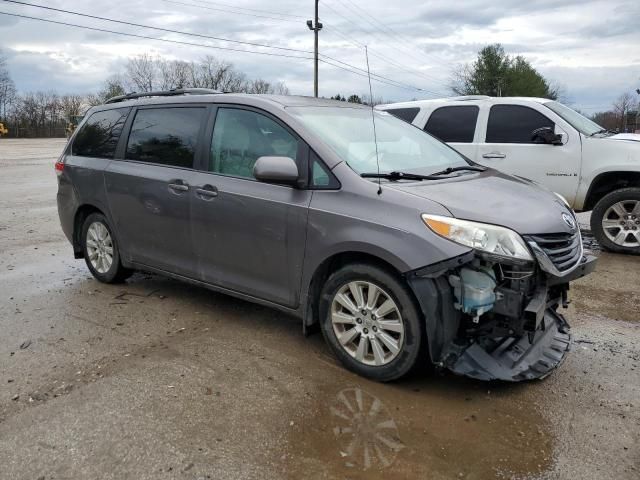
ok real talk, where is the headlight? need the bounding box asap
[553,192,570,208]
[422,214,533,261]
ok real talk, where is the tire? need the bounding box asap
[318,263,425,382]
[81,213,132,283]
[591,187,640,254]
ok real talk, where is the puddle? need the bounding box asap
[284,378,555,480]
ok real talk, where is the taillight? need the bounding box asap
[55,160,64,175]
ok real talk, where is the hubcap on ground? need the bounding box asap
[86,222,114,274]
[331,281,404,366]
[602,200,640,247]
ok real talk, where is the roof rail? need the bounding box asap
[448,95,491,101]
[105,88,222,104]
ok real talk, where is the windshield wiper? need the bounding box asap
[590,128,614,136]
[361,165,486,181]
[429,165,486,176]
[361,171,441,181]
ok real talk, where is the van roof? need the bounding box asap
[95,92,370,111]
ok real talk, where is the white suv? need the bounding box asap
[379,96,640,254]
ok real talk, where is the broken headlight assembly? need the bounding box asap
[421,214,533,261]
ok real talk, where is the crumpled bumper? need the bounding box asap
[445,308,571,382]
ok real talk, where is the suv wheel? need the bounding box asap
[81,213,132,283]
[591,187,640,254]
[319,263,424,382]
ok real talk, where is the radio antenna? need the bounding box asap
[365,45,382,195]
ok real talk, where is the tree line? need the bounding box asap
[0,52,290,138]
[1,44,636,137]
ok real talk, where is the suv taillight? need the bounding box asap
[55,160,64,175]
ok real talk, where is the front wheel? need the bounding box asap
[591,187,640,254]
[318,263,425,382]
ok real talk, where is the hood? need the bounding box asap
[386,169,574,235]
[609,133,640,142]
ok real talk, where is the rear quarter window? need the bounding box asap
[424,106,479,143]
[386,107,420,124]
[72,108,130,158]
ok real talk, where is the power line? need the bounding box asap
[185,0,307,20]
[0,10,312,59]
[322,24,450,94]
[157,0,301,23]
[338,0,452,69]
[0,10,425,93]
[2,0,431,93]
[1,0,312,54]
[321,0,452,79]
[154,0,451,91]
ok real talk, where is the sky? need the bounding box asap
[0,0,638,113]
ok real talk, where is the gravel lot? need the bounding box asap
[0,138,638,480]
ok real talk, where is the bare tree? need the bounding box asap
[271,81,290,95]
[158,59,191,90]
[246,79,272,94]
[60,94,84,119]
[613,92,635,131]
[125,53,157,92]
[0,50,16,121]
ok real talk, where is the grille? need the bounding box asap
[527,231,582,273]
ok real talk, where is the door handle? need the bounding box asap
[482,152,506,159]
[195,185,218,199]
[168,182,189,192]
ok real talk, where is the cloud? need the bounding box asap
[0,0,637,112]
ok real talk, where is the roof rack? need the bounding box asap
[448,95,491,101]
[105,88,222,104]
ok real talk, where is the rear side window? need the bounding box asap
[72,108,130,158]
[386,107,420,124]
[486,105,554,143]
[126,107,206,168]
[424,106,479,143]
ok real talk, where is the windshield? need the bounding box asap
[287,106,469,175]
[543,101,605,136]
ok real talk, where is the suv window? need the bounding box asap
[424,106,479,143]
[72,108,130,158]
[210,108,298,179]
[125,107,206,168]
[486,105,554,144]
[386,107,420,124]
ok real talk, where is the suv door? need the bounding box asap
[475,104,581,203]
[423,105,480,161]
[190,106,312,307]
[104,105,208,276]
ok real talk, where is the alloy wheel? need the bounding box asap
[331,281,405,367]
[601,200,640,247]
[86,221,114,274]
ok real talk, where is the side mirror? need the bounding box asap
[253,156,299,186]
[531,127,563,145]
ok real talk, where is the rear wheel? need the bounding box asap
[319,263,424,382]
[591,187,640,254]
[81,213,132,283]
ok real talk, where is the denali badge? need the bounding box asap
[562,212,576,230]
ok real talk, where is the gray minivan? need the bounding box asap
[56,89,596,382]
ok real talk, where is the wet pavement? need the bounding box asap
[0,139,638,479]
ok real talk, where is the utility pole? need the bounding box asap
[307,1,322,97]
[635,88,640,133]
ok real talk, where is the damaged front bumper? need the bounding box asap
[407,252,597,382]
